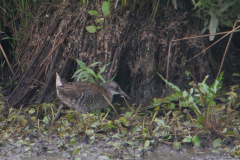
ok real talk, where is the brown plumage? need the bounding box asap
[56,72,130,113]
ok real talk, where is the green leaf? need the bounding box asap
[172,111,180,117]
[155,118,165,127]
[102,1,110,16]
[179,100,188,107]
[183,136,192,143]
[72,68,85,78]
[76,71,89,82]
[201,26,208,34]
[103,123,116,129]
[185,70,190,77]
[226,130,235,136]
[232,73,240,76]
[171,0,177,9]
[208,10,219,41]
[173,142,181,149]
[85,68,96,77]
[28,108,35,114]
[213,138,221,148]
[103,11,110,17]
[88,10,98,16]
[157,73,181,92]
[113,142,121,147]
[127,141,136,147]
[43,116,50,124]
[85,129,94,135]
[192,135,201,146]
[124,112,131,118]
[95,18,101,23]
[89,62,102,67]
[182,90,188,98]
[119,117,129,126]
[144,140,150,148]
[109,73,116,81]
[76,59,86,68]
[25,146,31,151]
[91,121,100,128]
[98,156,110,160]
[195,116,204,125]
[73,149,80,155]
[219,97,227,102]
[218,1,238,13]
[86,25,97,33]
[98,75,106,83]
[96,26,102,30]
[112,133,120,139]
[99,63,110,74]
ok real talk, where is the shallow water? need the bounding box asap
[1,142,237,160]
[142,147,236,160]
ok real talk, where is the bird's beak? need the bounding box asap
[120,91,131,100]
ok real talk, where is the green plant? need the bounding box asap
[157,72,223,125]
[191,0,240,41]
[72,59,111,83]
[86,1,110,33]
[156,72,240,144]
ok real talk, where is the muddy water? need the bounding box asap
[142,146,236,160]
[1,142,237,160]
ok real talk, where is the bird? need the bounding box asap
[56,72,130,113]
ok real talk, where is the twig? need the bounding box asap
[0,43,14,76]
[216,21,240,78]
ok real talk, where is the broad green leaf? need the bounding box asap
[144,140,150,148]
[88,10,98,16]
[113,142,121,147]
[182,90,188,98]
[119,117,129,126]
[173,142,181,149]
[155,118,165,127]
[192,135,201,146]
[179,100,188,107]
[97,26,103,30]
[102,1,110,16]
[195,116,204,125]
[127,141,136,147]
[124,112,131,118]
[183,136,192,142]
[103,123,116,129]
[208,10,218,41]
[28,108,35,114]
[73,149,80,155]
[213,138,221,148]
[172,111,180,117]
[86,25,96,33]
[112,133,120,139]
[91,121,100,128]
[43,116,50,124]
[226,130,235,136]
[85,129,94,135]
[219,1,238,13]
[103,11,110,17]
